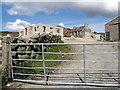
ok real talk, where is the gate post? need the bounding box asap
[2,35,12,81]
[42,44,47,85]
[83,44,86,85]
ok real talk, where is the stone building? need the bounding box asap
[94,32,105,41]
[19,24,64,38]
[64,24,95,38]
[105,16,120,40]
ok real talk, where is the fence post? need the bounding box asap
[2,35,12,81]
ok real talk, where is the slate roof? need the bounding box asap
[105,16,120,25]
[70,26,85,33]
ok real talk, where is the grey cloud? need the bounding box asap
[3,1,118,17]
[69,2,117,17]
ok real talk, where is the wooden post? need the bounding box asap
[2,35,12,81]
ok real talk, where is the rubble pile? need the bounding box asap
[11,33,62,64]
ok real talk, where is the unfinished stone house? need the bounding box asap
[105,16,120,40]
[64,24,95,38]
[19,24,64,38]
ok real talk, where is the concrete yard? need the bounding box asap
[52,38,118,84]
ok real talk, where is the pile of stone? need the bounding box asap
[11,33,62,65]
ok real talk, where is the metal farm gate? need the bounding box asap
[10,42,120,87]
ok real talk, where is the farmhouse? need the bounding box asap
[105,16,120,40]
[19,24,64,38]
[64,24,95,38]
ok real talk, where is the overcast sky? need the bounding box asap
[1,0,120,32]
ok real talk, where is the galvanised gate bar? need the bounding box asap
[10,42,120,87]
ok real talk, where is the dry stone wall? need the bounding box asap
[11,33,62,66]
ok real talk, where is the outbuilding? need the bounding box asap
[105,16,120,41]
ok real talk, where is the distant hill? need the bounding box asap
[0,31,19,37]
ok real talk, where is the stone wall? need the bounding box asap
[19,24,64,38]
[11,33,62,62]
[105,17,119,40]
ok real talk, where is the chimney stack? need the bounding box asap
[84,24,88,27]
[73,26,77,29]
